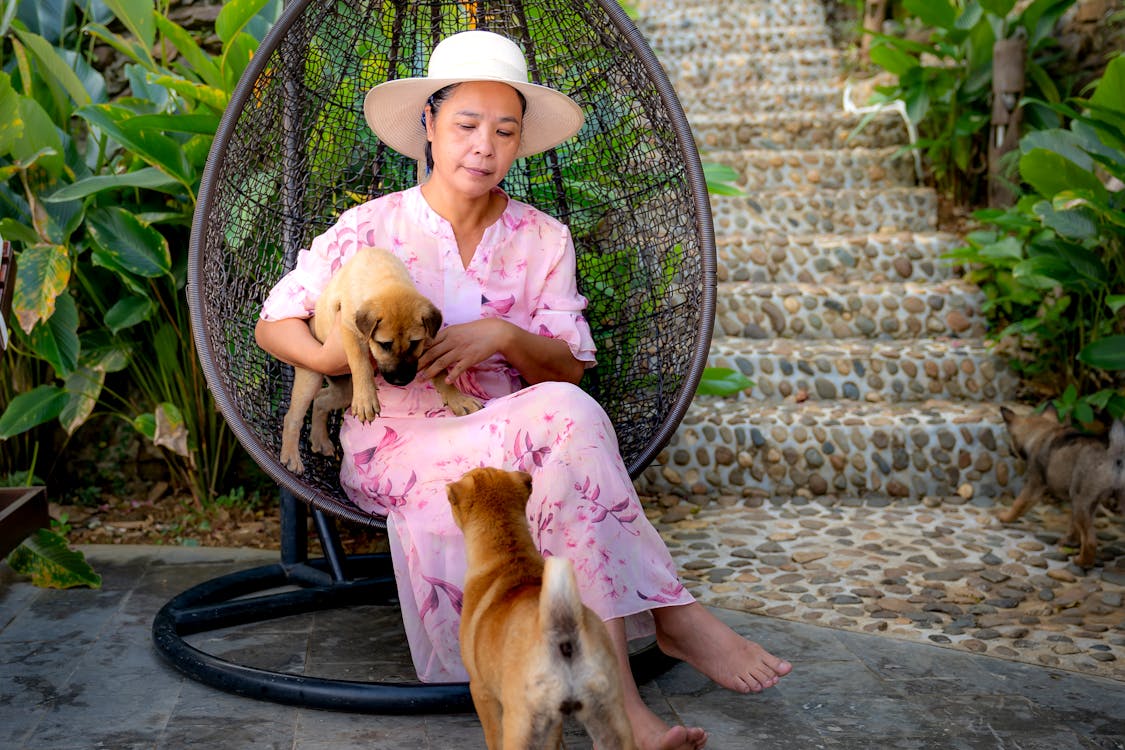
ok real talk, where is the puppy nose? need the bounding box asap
[383,365,417,386]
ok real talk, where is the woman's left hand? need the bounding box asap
[419,318,513,383]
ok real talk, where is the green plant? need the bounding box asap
[6,528,101,588]
[863,0,1075,204]
[947,54,1125,424]
[0,0,280,504]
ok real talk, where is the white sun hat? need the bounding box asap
[363,30,585,161]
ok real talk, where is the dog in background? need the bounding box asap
[280,246,481,473]
[997,405,1125,566]
[446,467,636,750]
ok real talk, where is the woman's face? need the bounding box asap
[424,81,523,199]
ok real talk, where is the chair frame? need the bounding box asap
[153,0,714,714]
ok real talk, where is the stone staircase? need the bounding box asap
[632,0,1022,503]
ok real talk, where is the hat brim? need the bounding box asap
[364,76,584,161]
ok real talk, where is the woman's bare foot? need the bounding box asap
[626,691,708,750]
[654,602,792,693]
[606,618,708,750]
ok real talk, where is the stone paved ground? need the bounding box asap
[648,494,1125,683]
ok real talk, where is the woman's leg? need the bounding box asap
[652,602,792,693]
[605,619,708,750]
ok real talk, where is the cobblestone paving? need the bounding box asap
[647,495,1125,682]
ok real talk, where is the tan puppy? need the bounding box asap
[997,405,1125,566]
[280,247,481,473]
[447,468,636,750]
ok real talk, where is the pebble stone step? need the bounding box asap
[711,187,938,235]
[714,280,986,341]
[692,109,911,150]
[714,147,917,191]
[637,398,1019,502]
[678,83,842,116]
[665,50,842,88]
[641,26,832,58]
[706,337,1019,404]
[637,3,827,31]
[717,232,964,284]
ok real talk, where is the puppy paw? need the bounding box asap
[280,445,305,474]
[350,391,382,422]
[309,433,336,458]
[444,392,482,416]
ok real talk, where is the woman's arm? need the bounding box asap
[419,317,584,386]
[254,317,350,376]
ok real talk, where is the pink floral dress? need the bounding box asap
[261,185,693,682]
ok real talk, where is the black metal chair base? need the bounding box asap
[151,493,677,714]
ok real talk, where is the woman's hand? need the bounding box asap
[312,315,350,376]
[419,318,512,383]
[420,317,584,386]
[255,315,351,377]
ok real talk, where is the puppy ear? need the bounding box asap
[1000,406,1014,425]
[446,473,473,510]
[1041,403,1059,422]
[355,305,380,339]
[516,470,533,496]
[422,302,442,340]
[1110,420,1125,450]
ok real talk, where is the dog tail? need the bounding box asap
[540,556,585,664]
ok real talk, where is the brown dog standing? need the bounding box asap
[447,468,636,750]
[280,246,481,473]
[997,405,1125,566]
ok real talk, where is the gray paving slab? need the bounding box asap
[1,545,1123,750]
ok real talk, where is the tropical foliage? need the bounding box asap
[0,0,281,502]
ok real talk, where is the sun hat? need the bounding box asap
[363,30,585,161]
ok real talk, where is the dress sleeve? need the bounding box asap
[259,210,359,321]
[530,224,597,367]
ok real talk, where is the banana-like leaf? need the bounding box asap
[28,291,79,377]
[12,28,91,107]
[13,243,69,334]
[45,167,182,203]
[0,385,68,439]
[86,206,171,278]
[60,365,106,435]
[1078,336,1125,371]
[0,72,23,154]
[102,0,154,55]
[7,529,101,589]
[216,0,271,44]
[77,104,191,185]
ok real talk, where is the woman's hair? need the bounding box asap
[422,83,528,172]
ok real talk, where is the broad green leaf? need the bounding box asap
[0,73,22,153]
[1078,336,1125,370]
[86,206,171,278]
[60,365,105,435]
[133,412,156,440]
[219,33,257,91]
[76,104,191,185]
[870,43,918,77]
[82,22,151,67]
[29,291,79,377]
[0,385,68,438]
[980,0,1017,15]
[13,244,69,334]
[1020,128,1093,170]
[1108,295,1125,314]
[102,0,154,53]
[105,294,154,332]
[1013,255,1076,288]
[1033,202,1098,240]
[45,167,182,203]
[79,331,132,373]
[1020,148,1107,200]
[126,112,220,134]
[0,219,38,246]
[216,0,270,44]
[6,529,101,589]
[151,75,228,112]
[904,0,956,29]
[11,98,64,178]
[696,367,754,396]
[154,13,223,89]
[980,236,1024,261]
[1090,54,1125,113]
[13,29,91,107]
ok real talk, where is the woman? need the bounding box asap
[256,30,790,750]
